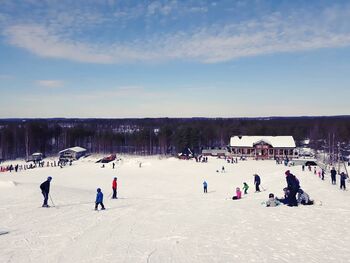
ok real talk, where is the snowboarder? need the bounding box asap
[203,181,208,193]
[331,167,337,185]
[297,189,313,205]
[285,170,300,207]
[340,172,348,190]
[112,177,118,199]
[254,174,261,192]
[95,188,105,210]
[266,193,281,207]
[40,176,52,207]
[232,187,242,200]
[242,182,249,194]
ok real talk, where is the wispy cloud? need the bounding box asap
[36,79,64,88]
[2,3,350,64]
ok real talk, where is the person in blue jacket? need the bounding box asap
[95,188,105,210]
[203,181,208,193]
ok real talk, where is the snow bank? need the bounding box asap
[0,180,17,188]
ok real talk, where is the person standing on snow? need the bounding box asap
[112,177,118,199]
[203,181,208,193]
[242,182,249,194]
[95,188,105,210]
[340,172,348,190]
[331,167,337,185]
[254,174,261,192]
[285,170,300,207]
[40,176,52,207]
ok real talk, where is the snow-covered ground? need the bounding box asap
[1,156,350,263]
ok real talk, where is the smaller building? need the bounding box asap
[202,147,229,157]
[229,136,296,160]
[59,146,87,161]
[27,152,43,162]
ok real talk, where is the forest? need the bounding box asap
[0,116,349,160]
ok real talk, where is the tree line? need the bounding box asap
[0,116,349,160]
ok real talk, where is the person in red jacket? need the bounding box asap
[112,177,118,199]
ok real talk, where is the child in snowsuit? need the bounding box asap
[297,189,314,205]
[232,187,242,200]
[242,182,249,194]
[340,172,348,190]
[95,188,105,210]
[203,181,208,193]
[112,177,118,199]
[40,176,52,207]
[266,193,281,207]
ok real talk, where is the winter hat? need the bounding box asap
[114,177,117,180]
[97,188,101,192]
[269,193,274,198]
[285,170,290,176]
[47,176,52,181]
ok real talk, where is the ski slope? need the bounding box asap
[1,156,350,263]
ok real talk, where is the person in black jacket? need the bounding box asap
[40,177,52,207]
[340,172,348,190]
[254,174,261,192]
[330,167,337,185]
[285,170,300,206]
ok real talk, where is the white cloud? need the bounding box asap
[36,79,64,88]
[3,6,350,64]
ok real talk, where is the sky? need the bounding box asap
[0,0,350,118]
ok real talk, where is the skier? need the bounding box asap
[112,177,118,199]
[95,188,105,210]
[340,172,348,190]
[232,187,242,200]
[242,182,249,194]
[254,174,261,192]
[297,189,313,205]
[330,167,337,185]
[40,176,52,207]
[203,180,208,193]
[285,170,300,207]
[266,193,281,207]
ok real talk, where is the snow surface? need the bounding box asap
[1,156,350,263]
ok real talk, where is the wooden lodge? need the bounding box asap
[229,136,296,160]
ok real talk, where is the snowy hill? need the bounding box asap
[1,156,350,262]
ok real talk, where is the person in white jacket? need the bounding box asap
[297,189,314,205]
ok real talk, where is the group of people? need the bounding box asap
[266,170,314,207]
[330,167,348,190]
[39,176,119,210]
[204,167,315,207]
[303,164,349,191]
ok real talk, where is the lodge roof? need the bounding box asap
[230,136,296,148]
[59,146,87,154]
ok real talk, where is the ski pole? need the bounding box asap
[49,194,56,207]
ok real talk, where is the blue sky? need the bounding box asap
[0,0,349,118]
